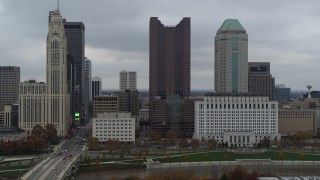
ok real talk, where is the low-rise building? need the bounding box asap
[92,112,135,143]
[193,93,280,147]
[278,109,317,136]
[93,96,118,117]
[0,126,28,142]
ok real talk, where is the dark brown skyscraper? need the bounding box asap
[149,17,190,99]
[149,17,191,136]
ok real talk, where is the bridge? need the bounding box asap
[20,138,84,180]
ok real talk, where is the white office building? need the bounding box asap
[93,112,135,143]
[193,93,279,147]
[119,70,137,91]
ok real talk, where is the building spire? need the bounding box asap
[57,0,59,10]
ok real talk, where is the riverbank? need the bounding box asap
[75,164,320,180]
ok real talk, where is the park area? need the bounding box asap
[150,150,320,163]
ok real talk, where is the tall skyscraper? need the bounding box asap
[19,10,70,136]
[149,17,190,99]
[45,9,70,136]
[214,19,248,93]
[63,19,85,119]
[149,17,191,136]
[248,62,275,100]
[92,76,102,99]
[119,70,137,91]
[0,66,20,111]
[84,57,92,116]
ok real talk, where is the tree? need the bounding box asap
[44,124,58,142]
[261,137,271,148]
[190,139,200,151]
[86,137,100,151]
[299,152,304,161]
[207,138,217,150]
[166,130,178,146]
[105,139,120,154]
[278,152,284,161]
[204,153,209,161]
[31,125,45,137]
[183,154,189,162]
[165,154,171,162]
[288,131,312,149]
[177,139,188,153]
[146,129,160,141]
[231,166,248,180]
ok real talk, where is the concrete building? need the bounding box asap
[63,18,85,119]
[92,76,102,100]
[19,10,70,137]
[19,80,46,133]
[149,17,190,135]
[193,93,279,147]
[214,19,248,93]
[0,66,20,111]
[0,105,18,127]
[248,62,275,100]
[92,112,135,143]
[0,126,27,142]
[275,84,291,101]
[278,98,320,135]
[137,109,149,130]
[84,57,92,116]
[113,90,140,116]
[93,96,118,117]
[278,109,317,136]
[119,70,136,91]
[150,96,200,137]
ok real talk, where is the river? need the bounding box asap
[75,165,320,179]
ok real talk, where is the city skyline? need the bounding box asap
[0,1,320,90]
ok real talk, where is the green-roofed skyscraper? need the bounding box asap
[214,19,248,93]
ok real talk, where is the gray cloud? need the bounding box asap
[0,0,320,91]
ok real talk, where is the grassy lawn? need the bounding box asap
[153,151,320,163]
[0,169,29,179]
[78,163,145,172]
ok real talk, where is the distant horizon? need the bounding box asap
[101,88,310,92]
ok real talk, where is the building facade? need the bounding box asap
[19,80,47,134]
[113,90,139,116]
[278,109,317,136]
[149,17,190,135]
[248,62,275,100]
[0,105,18,127]
[63,19,85,119]
[92,112,135,143]
[19,10,70,137]
[0,126,27,142]
[194,94,279,147]
[214,19,248,93]
[0,66,20,111]
[92,76,102,100]
[84,57,92,116]
[275,84,291,101]
[93,96,118,117]
[119,70,137,91]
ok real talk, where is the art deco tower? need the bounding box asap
[46,9,70,136]
[214,19,248,93]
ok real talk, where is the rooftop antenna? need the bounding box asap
[57,0,59,10]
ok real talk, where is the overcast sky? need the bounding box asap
[0,0,319,91]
